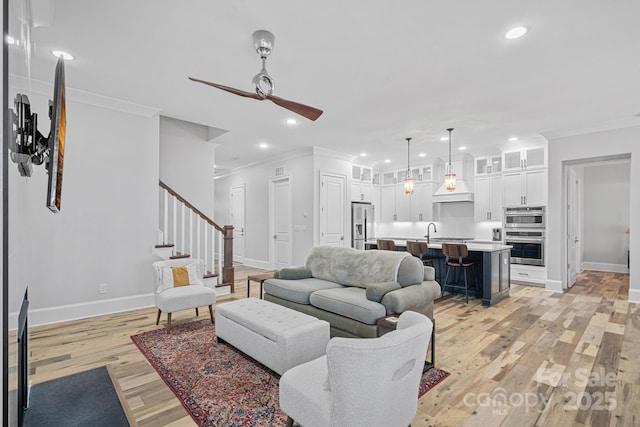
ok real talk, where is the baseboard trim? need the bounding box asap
[545,279,564,293]
[582,262,629,274]
[629,289,640,304]
[17,293,155,328]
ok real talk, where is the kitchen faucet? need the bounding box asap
[425,222,437,244]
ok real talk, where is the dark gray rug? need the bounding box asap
[23,366,129,427]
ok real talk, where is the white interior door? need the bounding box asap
[320,173,346,246]
[230,184,246,263]
[567,168,579,287]
[270,177,292,269]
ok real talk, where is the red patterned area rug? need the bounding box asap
[131,319,449,426]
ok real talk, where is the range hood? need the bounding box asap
[432,158,474,203]
[433,179,474,202]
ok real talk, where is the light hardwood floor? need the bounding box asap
[27,268,639,426]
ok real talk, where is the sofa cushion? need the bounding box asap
[305,246,411,288]
[310,287,387,325]
[275,267,313,280]
[365,281,402,302]
[396,256,424,287]
[264,278,344,305]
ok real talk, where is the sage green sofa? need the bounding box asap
[263,246,441,338]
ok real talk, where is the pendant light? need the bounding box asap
[404,137,414,195]
[444,128,456,192]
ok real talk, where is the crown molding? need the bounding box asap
[10,74,160,117]
[542,118,640,140]
[214,146,313,180]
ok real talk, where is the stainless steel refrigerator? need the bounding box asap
[351,202,375,250]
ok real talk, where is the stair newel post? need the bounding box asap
[223,225,235,292]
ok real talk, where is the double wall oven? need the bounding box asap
[504,206,545,266]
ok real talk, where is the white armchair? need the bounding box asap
[279,311,433,427]
[152,258,216,332]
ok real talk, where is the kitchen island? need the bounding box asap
[365,238,511,307]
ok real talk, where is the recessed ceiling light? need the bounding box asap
[419,153,426,157]
[51,50,74,60]
[384,159,391,163]
[259,142,268,149]
[359,153,367,157]
[508,137,519,142]
[458,146,467,151]
[505,26,527,40]
[286,118,297,125]
[440,136,448,142]
[6,35,16,45]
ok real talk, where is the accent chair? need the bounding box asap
[151,258,216,332]
[279,310,433,427]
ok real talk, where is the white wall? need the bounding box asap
[159,116,216,217]
[215,149,315,268]
[15,87,160,325]
[547,126,639,302]
[582,162,630,269]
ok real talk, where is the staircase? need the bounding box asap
[153,180,234,295]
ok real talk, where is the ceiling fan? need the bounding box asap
[188,30,323,121]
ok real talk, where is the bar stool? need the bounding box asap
[376,239,396,251]
[406,241,434,266]
[442,243,476,303]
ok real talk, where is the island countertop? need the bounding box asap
[365,238,511,252]
[366,237,512,306]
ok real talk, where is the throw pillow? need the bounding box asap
[365,281,401,302]
[157,263,204,293]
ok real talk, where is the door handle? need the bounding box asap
[273,234,277,239]
[340,236,344,241]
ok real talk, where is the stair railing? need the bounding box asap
[159,180,234,289]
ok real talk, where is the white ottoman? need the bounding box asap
[215,298,330,375]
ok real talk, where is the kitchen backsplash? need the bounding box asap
[375,202,502,241]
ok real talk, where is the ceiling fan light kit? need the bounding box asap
[188,30,323,121]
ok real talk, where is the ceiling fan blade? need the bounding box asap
[187,76,262,100]
[266,95,324,121]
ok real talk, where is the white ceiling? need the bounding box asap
[13,0,640,174]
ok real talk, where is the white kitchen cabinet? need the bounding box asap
[371,185,381,222]
[380,186,396,221]
[503,169,547,207]
[351,164,373,182]
[475,155,502,176]
[382,171,396,185]
[502,146,546,171]
[511,265,547,285]
[351,181,373,202]
[351,164,374,202]
[474,176,502,221]
[395,185,411,221]
[378,182,433,222]
[411,182,434,221]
